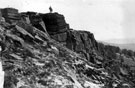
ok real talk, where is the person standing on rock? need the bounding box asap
[49,6,53,13]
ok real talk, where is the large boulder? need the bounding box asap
[20,12,49,36]
[41,12,69,34]
[1,8,21,24]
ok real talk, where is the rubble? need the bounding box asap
[0,7,135,88]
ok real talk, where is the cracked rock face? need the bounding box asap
[0,8,135,88]
[0,22,104,88]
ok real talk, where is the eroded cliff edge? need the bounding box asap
[0,8,135,88]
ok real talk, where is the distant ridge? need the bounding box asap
[99,40,135,51]
[103,38,135,44]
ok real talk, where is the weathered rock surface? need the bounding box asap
[41,13,99,63]
[0,8,20,24]
[42,12,135,88]
[41,13,69,34]
[51,30,100,64]
[0,20,106,88]
[0,7,135,88]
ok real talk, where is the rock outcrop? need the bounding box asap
[37,13,99,64]
[0,7,135,88]
[41,12,135,88]
[20,12,50,37]
[51,30,100,63]
[42,13,100,64]
[41,12,69,35]
[0,16,105,88]
[0,8,20,24]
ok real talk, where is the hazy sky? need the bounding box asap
[0,0,135,41]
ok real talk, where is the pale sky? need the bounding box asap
[0,0,135,41]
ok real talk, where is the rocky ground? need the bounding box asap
[0,7,135,88]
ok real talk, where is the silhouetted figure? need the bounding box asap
[49,6,53,13]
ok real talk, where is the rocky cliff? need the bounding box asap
[0,7,135,88]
